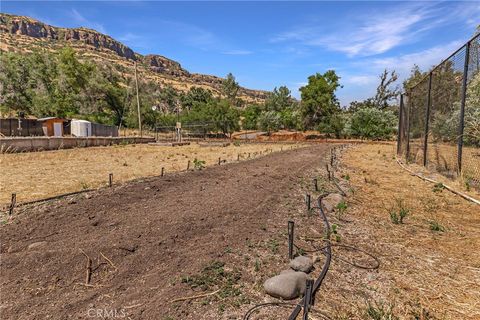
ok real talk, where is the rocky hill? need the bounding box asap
[0,13,268,104]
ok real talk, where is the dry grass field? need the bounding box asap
[0,142,303,206]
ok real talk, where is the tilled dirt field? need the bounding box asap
[0,145,331,320]
[2,143,479,320]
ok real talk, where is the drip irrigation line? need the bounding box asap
[242,195,332,320]
[242,302,332,320]
[288,196,332,320]
[293,242,380,271]
[396,158,480,206]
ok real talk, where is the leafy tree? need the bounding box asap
[242,104,262,130]
[279,106,303,130]
[0,52,34,115]
[180,86,213,110]
[318,113,346,138]
[222,72,239,103]
[300,70,342,129]
[265,86,293,112]
[258,110,282,133]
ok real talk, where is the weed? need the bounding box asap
[181,261,241,303]
[365,301,399,320]
[389,198,409,224]
[429,220,445,232]
[331,224,341,242]
[193,158,206,170]
[390,212,400,224]
[233,141,241,147]
[432,183,445,193]
[254,259,260,272]
[267,239,279,254]
[336,201,348,220]
[80,181,90,190]
[297,247,306,256]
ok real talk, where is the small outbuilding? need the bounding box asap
[71,119,92,137]
[38,117,67,137]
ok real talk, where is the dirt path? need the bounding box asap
[0,144,330,320]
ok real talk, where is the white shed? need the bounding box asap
[71,119,92,137]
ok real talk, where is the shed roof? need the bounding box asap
[37,117,67,122]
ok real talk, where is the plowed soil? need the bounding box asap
[0,145,330,320]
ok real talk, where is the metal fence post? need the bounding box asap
[405,94,411,162]
[423,73,433,167]
[396,94,404,156]
[458,41,471,175]
[288,221,294,260]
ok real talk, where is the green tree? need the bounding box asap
[300,70,342,129]
[265,86,293,112]
[180,86,213,110]
[242,104,262,130]
[258,110,281,133]
[222,72,240,103]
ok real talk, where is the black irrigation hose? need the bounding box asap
[242,196,332,320]
[294,242,380,270]
[288,196,332,320]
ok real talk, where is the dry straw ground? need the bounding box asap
[0,142,302,206]
[329,143,480,319]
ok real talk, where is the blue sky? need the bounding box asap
[2,1,479,106]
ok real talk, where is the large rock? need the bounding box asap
[322,193,344,212]
[264,270,307,300]
[289,256,314,273]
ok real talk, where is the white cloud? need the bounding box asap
[271,2,480,57]
[369,40,464,77]
[69,8,106,34]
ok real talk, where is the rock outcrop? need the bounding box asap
[0,13,269,103]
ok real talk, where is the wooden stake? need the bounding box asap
[187,160,190,170]
[8,193,16,215]
[161,167,165,176]
[109,173,113,187]
[79,249,92,285]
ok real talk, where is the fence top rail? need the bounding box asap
[405,32,479,94]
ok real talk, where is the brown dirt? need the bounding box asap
[0,144,330,320]
[2,142,479,320]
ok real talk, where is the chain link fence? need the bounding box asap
[154,121,231,142]
[398,33,480,188]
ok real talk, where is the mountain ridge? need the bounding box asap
[0,12,268,103]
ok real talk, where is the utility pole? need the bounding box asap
[134,61,142,137]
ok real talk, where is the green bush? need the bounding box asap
[347,107,397,140]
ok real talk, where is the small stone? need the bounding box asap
[322,193,344,212]
[264,271,307,300]
[289,256,314,273]
[85,194,92,199]
[28,241,47,250]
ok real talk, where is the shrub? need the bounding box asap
[347,107,397,140]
